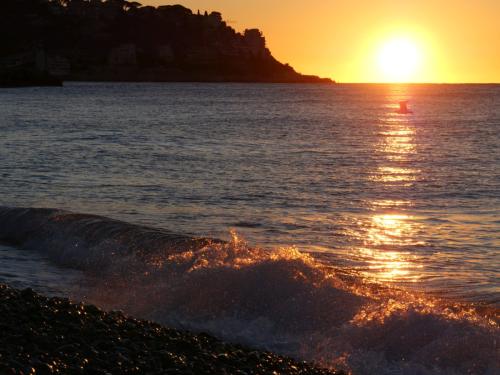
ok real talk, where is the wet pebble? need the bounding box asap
[0,284,342,375]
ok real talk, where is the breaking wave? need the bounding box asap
[0,207,498,375]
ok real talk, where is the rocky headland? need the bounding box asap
[0,1,334,85]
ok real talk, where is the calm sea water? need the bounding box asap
[1,82,498,302]
[0,83,498,374]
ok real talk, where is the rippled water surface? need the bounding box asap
[0,243,82,295]
[0,83,499,306]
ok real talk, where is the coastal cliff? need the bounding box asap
[0,0,334,84]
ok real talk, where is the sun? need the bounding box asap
[377,37,422,82]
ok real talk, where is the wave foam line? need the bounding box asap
[1,207,498,375]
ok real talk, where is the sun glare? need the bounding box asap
[377,37,422,82]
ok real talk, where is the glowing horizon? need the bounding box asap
[144,0,500,83]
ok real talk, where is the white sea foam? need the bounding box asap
[1,207,498,374]
[82,236,499,375]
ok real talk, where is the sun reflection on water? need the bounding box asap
[370,166,420,185]
[369,214,416,246]
[355,90,426,285]
[353,213,424,283]
[371,199,411,208]
[378,123,416,162]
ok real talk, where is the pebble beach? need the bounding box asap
[0,284,342,375]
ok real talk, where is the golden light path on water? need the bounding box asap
[361,213,424,282]
[352,88,425,285]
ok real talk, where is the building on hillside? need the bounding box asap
[185,46,217,64]
[108,44,137,66]
[36,48,71,76]
[46,56,71,77]
[157,45,175,63]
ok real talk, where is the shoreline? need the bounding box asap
[0,76,334,88]
[0,79,334,88]
[0,284,342,375]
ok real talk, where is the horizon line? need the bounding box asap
[330,81,500,84]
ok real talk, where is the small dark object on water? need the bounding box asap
[396,100,413,114]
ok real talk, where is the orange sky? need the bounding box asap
[144,0,500,83]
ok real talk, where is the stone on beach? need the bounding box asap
[0,284,342,375]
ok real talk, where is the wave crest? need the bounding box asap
[1,207,498,374]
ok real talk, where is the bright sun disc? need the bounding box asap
[377,38,422,82]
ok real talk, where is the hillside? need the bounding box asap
[0,0,334,84]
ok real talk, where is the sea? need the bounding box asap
[0,82,498,374]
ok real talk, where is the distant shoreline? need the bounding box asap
[66,78,335,84]
[1,2,334,88]
[1,71,333,87]
[1,78,334,88]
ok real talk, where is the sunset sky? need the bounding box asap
[144,0,500,83]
